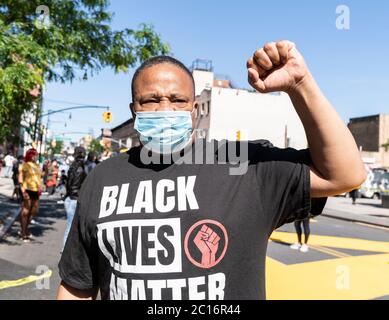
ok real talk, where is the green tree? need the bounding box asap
[0,0,169,144]
[88,138,105,155]
[0,20,50,145]
[46,139,64,157]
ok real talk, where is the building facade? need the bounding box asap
[109,118,140,152]
[193,66,308,149]
[348,114,389,169]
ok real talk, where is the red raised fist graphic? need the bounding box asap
[193,224,221,268]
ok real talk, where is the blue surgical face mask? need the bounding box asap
[134,111,193,154]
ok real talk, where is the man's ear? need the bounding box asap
[193,101,199,117]
[191,101,199,129]
[129,103,135,119]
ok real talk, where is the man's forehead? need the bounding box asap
[133,64,194,95]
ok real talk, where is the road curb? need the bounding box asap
[322,209,389,229]
[0,209,20,240]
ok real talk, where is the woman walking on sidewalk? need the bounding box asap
[18,149,43,242]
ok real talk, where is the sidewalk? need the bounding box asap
[0,177,66,299]
[0,178,20,234]
[0,177,14,198]
[323,196,389,228]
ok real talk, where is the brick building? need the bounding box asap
[348,114,389,169]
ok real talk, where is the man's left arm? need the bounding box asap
[247,40,367,198]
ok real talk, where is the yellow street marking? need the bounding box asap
[270,233,350,258]
[355,222,389,231]
[271,231,389,253]
[267,231,389,299]
[266,253,389,300]
[0,269,52,290]
[309,244,350,258]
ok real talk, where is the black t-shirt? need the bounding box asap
[58,139,327,300]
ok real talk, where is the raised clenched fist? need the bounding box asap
[246,40,309,94]
[193,224,220,268]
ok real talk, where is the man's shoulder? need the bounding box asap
[91,153,129,175]
[239,139,311,165]
[207,138,311,165]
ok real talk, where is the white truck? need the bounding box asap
[359,169,389,199]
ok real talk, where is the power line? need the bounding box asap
[44,99,95,106]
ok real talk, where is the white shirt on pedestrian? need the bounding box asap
[4,155,15,167]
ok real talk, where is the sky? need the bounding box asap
[43,0,389,142]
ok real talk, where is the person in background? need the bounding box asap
[290,217,311,253]
[42,159,50,192]
[11,155,24,202]
[46,159,59,195]
[349,188,359,205]
[0,154,4,177]
[4,152,15,178]
[62,147,87,248]
[18,149,42,243]
[58,169,68,198]
[84,152,97,175]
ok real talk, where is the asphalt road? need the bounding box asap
[267,216,389,300]
[1,197,389,300]
[0,195,66,300]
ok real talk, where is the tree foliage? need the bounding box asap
[0,20,50,144]
[46,138,64,157]
[88,138,105,155]
[0,0,169,144]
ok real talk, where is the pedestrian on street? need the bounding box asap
[0,154,4,177]
[42,159,50,192]
[84,152,97,175]
[57,169,68,200]
[46,159,59,195]
[290,217,311,253]
[4,153,15,178]
[11,155,24,202]
[62,147,87,248]
[57,41,366,300]
[350,188,359,205]
[18,148,43,242]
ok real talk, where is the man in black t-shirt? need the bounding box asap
[57,40,366,300]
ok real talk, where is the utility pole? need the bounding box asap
[32,98,42,142]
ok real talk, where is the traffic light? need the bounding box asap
[236,130,241,141]
[103,111,112,123]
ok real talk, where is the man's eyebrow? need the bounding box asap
[138,93,191,100]
[170,93,190,99]
[138,93,160,99]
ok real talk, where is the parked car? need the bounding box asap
[359,169,389,199]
